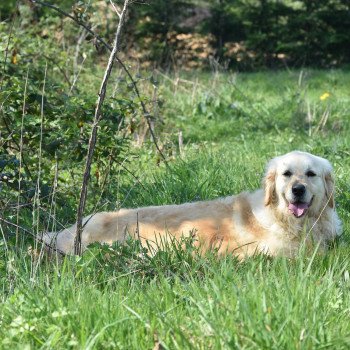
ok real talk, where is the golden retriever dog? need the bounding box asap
[43,151,341,258]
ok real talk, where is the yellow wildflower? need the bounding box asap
[11,50,17,64]
[320,92,330,101]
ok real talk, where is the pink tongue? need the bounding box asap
[288,203,309,217]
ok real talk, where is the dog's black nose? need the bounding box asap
[292,184,306,197]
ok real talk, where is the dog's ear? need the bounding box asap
[264,169,276,206]
[324,171,335,208]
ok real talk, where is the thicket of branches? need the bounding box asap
[0,0,164,251]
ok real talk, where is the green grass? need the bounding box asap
[1,69,350,349]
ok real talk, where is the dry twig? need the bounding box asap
[74,0,131,255]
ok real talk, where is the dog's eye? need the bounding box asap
[306,170,316,177]
[283,170,292,177]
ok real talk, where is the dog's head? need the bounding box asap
[263,151,335,219]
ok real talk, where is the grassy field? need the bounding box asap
[1,69,350,349]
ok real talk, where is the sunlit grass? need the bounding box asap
[1,69,350,349]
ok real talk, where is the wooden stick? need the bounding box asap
[74,0,131,255]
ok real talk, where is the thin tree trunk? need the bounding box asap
[74,0,131,255]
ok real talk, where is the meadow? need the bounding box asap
[1,69,350,349]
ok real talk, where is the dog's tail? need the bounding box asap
[37,230,74,255]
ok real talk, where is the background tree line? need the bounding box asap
[131,0,350,69]
[2,0,349,70]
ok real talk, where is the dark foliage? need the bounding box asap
[0,2,147,231]
[1,1,349,69]
[129,0,350,69]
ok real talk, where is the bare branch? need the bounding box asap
[16,68,29,246]
[30,0,112,51]
[109,0,122,18]
[74,0,131,255]
[109,154,148,192]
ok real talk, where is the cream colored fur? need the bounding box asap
[42,151,342,258]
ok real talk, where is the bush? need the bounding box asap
[0,3,148,235]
